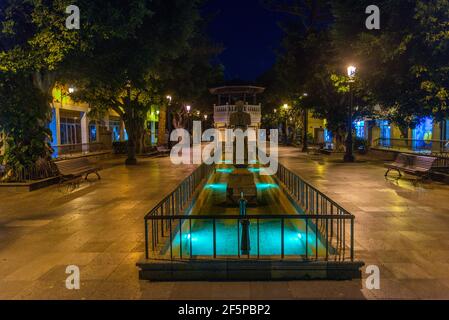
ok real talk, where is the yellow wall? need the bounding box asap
[308,114,325,137]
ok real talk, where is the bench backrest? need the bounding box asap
[55,158,92,175]
[395,154,410,165]
[412,156,437,170]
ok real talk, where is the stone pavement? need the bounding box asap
[0,148,448,299]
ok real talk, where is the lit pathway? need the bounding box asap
[278,147,449,299]
[1,148,449,299]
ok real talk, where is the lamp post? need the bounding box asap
[185,105,191,134]
[302,93,309,153]
[344,65,356,163]
[166,95,173,149]
[125,80,137,165]
[283,104,289,145]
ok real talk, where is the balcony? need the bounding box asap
[213,104,262,128]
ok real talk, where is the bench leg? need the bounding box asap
[385,169,390,177]
[85,171,101,180]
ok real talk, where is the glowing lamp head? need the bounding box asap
[347,65,357,78]
[186,105,191,112]
[68,87,75,94]
[283,104,289,110]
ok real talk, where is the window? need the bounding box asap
[109,120,121,142]
[60,116,82,145]
[355,121,365,139]
[412,117,433,151]
[324,129,332,143]
[378,120,391,147]
[89,121,97,142]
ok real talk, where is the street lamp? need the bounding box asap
[302,93,309,153]
[344,65,357,162]
[347,66,357,78]
[68,87,76,94]
[186,105,191,113]
[282,104,290,144]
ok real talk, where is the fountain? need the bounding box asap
[137,86,364,281]
[226,101,258,205]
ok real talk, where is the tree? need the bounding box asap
[68,0,205,164]
[160,17,224,136]
[1,0,151,170]
[332,0,449,136]
[0,72,52,181]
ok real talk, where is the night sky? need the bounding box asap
[203,0,290,81]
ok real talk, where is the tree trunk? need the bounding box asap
[397,125,409,148]
[124,85,137,165]
[124,118,137,165]
[158,105,167,146]
[302,108,308,152]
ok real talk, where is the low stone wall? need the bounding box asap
[0,176,60,193]
[137,259,364,281]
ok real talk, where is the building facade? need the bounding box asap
[48,86,160,158]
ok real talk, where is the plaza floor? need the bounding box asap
[1,147,449,299]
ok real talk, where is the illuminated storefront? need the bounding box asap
[355,121,365,139]
[412,117,433,151]
[378,120,391,147]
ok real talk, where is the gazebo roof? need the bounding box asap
[209,86,266,95]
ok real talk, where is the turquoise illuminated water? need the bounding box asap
[166,165,327,258]
[171,219,323,256]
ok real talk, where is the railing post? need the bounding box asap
[351,217,354,261]
[257,218,260,259]
[179,218,183,259]
[145,218,149,259]
[315,218,318,260]
[189,218,193,258]
[325,218,329,261]
[169,218,173,260]
[237,219,240,258]
[213,218,217,258]
[281,218,285,259]
[305,218,308,260]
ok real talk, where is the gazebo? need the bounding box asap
[209,86,265,130]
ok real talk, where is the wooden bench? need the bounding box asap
[385,153,437,181]
[55,158,101,183]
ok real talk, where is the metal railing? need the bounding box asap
[374,138,449,154]
[144,163,355,262]
[374,138,449,168]
[276,163,355,261]
[144,163,215,257]
[145,214,353,262]
[52,142,111,158]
